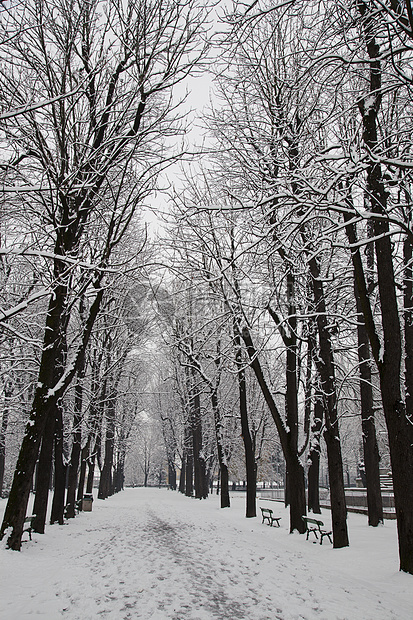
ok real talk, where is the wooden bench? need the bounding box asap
[260,507,281,527]
[302,516,332,545]
[23,515,35,541]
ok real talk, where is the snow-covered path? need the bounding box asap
[0,488,412,619]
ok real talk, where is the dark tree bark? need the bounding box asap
[236,342,257,518]
[267,271,301,514]
[0,0,207,550]
[32,410,56,534]
[211,387,230,509]
[203,462,211,499]
[178,337,229,507]
[184,419,193,497]
[241,326,306,533]
[355,284,383,526]
[309,256,349,549]
[190,372,208,499]
[66,302,87,518]
[98,387,116,500]
[168,460,177,490]
[0,263,104,549]
[349,0,413,572]
[113,444,126,494]
[219,457,230,509]
[179,451,186,494]
[85,374,106,495]
[50,403,66,525]
[65,384,84,516]
[86,429,101,495]
[76,439,90,506]
[349,178,413,571]
[403,234,413,450]
[77,363,102,504]
[285,271,299,506]
[299,317,314,463]
[307,393,323,514]
[159,404,178,493]
[229,232,257,517]
[0,2,142,549]
[0,380,13,498]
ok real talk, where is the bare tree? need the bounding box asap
[0,0,210,550]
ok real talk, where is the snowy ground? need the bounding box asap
[0,488,412,620]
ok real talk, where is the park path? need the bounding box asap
[50,490,281,619]
[1,488,411,619]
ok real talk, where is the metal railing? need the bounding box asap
[259,487,395,510]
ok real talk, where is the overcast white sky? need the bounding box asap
[144,3,228,232]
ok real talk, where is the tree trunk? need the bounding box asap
[113,448,126,494]
[323,426,348,547]
[191,378,207,499]
[179,452,186,493]
[50,403,66,525]
[266,270,305,529]
[86,432,100,495]
[0,266,104,549]
[98,388,116,500]
[34,337,68,531]
[86,379,106,495]
[66,424,82,517]
[0,270,68,547]
[355,285,383,526]
[230,236,257,517]
[80,371,105,499]
[307,393,322,514]
[66,325,86,518]
[76,438,90,506]
[309,256,349,548]
[241,326,306,533]
[168,460,177,490]
[211,388,231,509]
[285,452,307,531]
[376,219,413,569]
[404,234,413,437]
[237,353,257,518]
[32,411,56,534]
[355,1,413,571]
[202,464,210,499]
[185,420,193,497]
[284,272,299,503]
[219,457,230,509]
[0,381,13,498]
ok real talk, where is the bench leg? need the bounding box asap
[23,528,32,541]
[320,532,332,545]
